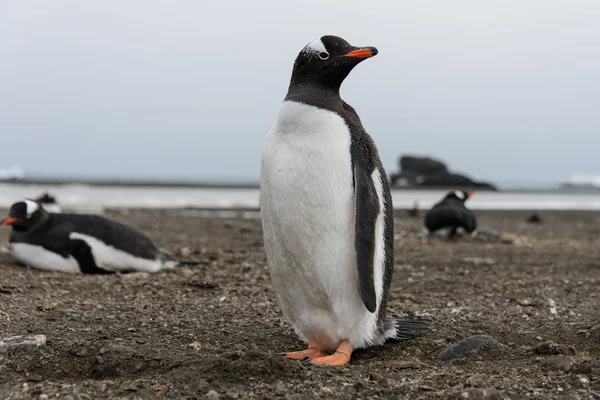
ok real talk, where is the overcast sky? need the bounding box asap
[1,1,599,184]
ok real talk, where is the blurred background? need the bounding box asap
[1,0,599,210]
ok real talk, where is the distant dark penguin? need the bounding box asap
[526,212,543,224]
[260,35,428,366]
[424,191,476,238]
[35,193,62,213]
[1,199,198,274]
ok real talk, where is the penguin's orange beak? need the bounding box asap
[344,47,378,59]
[466,192,475,198]
[2,217,18,226]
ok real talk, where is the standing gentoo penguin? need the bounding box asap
[1,199,198,274]
[261,36,428,366]
[35,193,62,213]
[424,191,476,238]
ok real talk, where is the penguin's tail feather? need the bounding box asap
[390,316,432,341]
[160,253,206,268]
[175,260,206,266]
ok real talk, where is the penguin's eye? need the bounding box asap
[318,52,330,60]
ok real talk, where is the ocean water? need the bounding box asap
[0,183,599,212]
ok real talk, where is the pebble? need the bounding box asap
[0,335,46,350]
[454,388,501,400]
[462,257,496,266]
[500,233,518,244]
[26,374,44,382]
[540,356,576,372]
[437,335,500,361]
[535,341,576,356]
[75,349,88,357]
[179,246,192,257]
[205,389,220,399]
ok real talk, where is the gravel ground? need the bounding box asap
[0,208,599,399]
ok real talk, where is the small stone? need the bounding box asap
[437,335,500,361]
[205,389,220,399]
[535,341,576,356]
[517,298,536,307]
[36,304,56,312]
[540,356,576,372]
[151,384,169,392]
[179,246,192,257]
[188,341,202,351]
[455,388,501,400]
[26,374,43,382]
[0,335,46,350]
[75,349,88,357]
[95,356,104,364]
[353,381,365,391]
[462,257,496,266]
[500,233,518,244]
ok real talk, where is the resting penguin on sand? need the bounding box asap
[260,35,429,366]
[2,199,200,274]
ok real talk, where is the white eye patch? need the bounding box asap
[24,199,40,217]
[302,38,328,56]
[453,191,465,200]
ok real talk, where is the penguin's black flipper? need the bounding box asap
[353,164,380,313]
[392,317,432,341]
[69,239,114,275]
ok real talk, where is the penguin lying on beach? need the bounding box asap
[35,193,62,213]
[424,191,476,238]
[260,35,428,366]
[1,199,200,274]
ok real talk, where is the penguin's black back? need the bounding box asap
[10,213,161,260]
[425,198,476,234]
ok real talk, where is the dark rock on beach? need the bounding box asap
[390,155,498,190]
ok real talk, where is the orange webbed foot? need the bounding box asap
[311,340,352,366]
[283,348,328,360]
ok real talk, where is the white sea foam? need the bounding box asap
[0,184,599,212]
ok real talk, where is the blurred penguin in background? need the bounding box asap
[424,191,476,238]
[35,193,62,213]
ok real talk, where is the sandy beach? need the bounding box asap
[0,209,598,399]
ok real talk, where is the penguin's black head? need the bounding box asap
[444,190,474,203]
[1,199,48,232]
[289,35,378,90]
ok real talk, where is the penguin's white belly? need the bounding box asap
[10,243,80,273]
[69,232,167,273]
[261,101,379,350]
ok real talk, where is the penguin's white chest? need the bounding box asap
[10,243,80,273]
[261,101,376,350]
